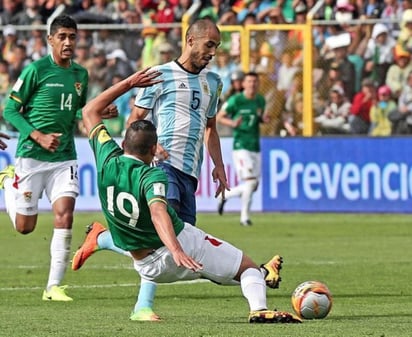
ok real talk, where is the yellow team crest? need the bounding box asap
[97,128,111,144]
[74,82,83,96]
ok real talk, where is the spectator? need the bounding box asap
[0,59,11,98]
[315,84,351,135]
[85,0,114,21]
[369,85,397,136]
[105,48,135,89]
[360,0,384,19]
[237,0,274,24]
[380,0,403,38]
[277,50,300,102]
[323,33,357,100]
[222,69,244,102]
[13,0,43,33]
[0,0,23,26]
[397,9,412,53]
[24,20,47,61]
[280,70,304,136]
[1,26,20,64]
[363,23,396,87]
[198,0,231,22]
[333,0,357,24]
[385,44,412,99]
[74,39,94,71]
[209,48,239,99]
[120,10,145,65]
[389,70,412,135]
[349,77,376,134]
[87,48,108,99]
[8,43,31,83]
[91,28,122,55]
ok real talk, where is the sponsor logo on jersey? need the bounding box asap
[74,82,83,96]
[46,83,64,87]
[178,82,187,89]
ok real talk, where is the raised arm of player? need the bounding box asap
[82,68,162,135]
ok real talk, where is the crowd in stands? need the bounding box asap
[2,0,412,137]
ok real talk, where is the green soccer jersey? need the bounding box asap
[225,92,265,152]
[4,55,88,162]
[89,123,185,252]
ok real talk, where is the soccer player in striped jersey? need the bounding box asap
[72,19,230,320]
[79,70,299,323]
[0,15,117,301]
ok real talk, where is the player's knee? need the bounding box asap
[54,212,73,228]
[15,220,35,235]
[246,178,259,192]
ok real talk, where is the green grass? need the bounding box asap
[0,212,411,337]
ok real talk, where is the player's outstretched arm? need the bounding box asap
[149,202,202,272]
[82,68,162,135]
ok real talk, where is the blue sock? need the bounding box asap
[134,280,157,311]
[96,230,126,255]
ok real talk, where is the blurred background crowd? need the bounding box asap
[2,0,412,137]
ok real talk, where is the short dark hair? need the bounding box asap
[185,18,220,40]
[49,15,77,35]
[244,71,259,79]
[124,120,158,156]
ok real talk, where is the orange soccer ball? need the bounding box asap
[291,281,333,319]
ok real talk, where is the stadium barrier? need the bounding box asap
[1,137,412,214]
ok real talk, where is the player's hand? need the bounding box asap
[101,103,119,119]
[128,67,163,88]
[172,250,203,272]
[155,143,169,161]
[212,165,230,199]
[32,131,62,152]
[0,132,10,150]
[232,117,242,128]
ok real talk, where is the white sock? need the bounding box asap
[240,180,256,222]
[47,228,72,290]
[3,178,16,228]
[240,268,267,312]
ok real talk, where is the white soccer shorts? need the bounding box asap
[232,149,261,180]
[14,158,79,215]
[134,223,243,285]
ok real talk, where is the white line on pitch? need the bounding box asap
[0,279,209,292]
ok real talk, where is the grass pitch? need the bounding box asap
[0,211,411,337]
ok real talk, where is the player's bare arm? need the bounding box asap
[127,107,170,161]
[126,106,149,127]
[204,117,229,198]
[100,103,119,119]
[217,108,242,128]
[149,202,202,272]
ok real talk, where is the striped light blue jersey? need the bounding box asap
[134,61,222,179]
